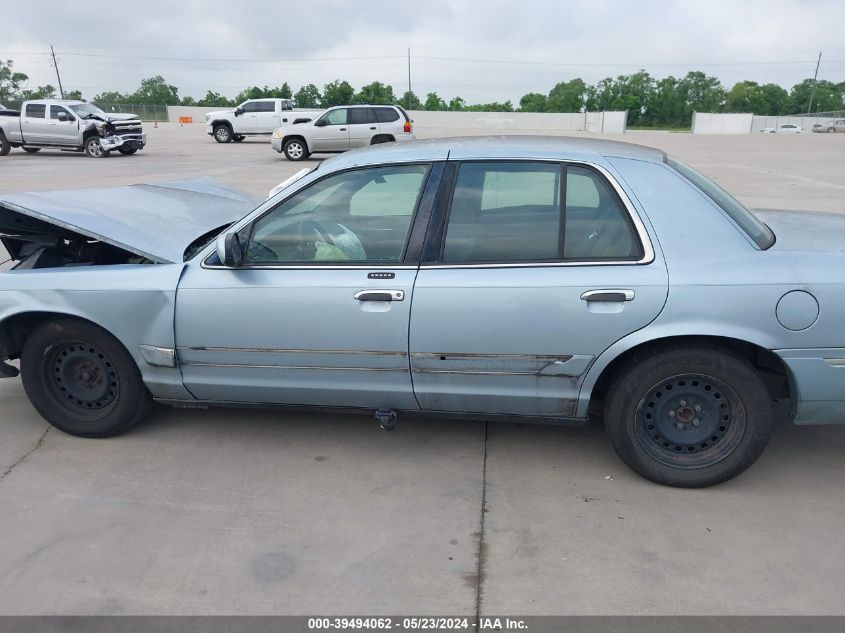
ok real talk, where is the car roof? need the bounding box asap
[323,135,666,170]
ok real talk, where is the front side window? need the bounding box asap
[665,155,775,249]
[25,104,46,119]
[50,106,74,121]
[240,101,260,113]
[317,109,348,126]
[442,162,643,263]
[244,164,430,264]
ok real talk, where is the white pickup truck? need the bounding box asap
[205,98,320,143]
[0,99,146,158]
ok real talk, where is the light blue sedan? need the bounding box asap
[1,137,843,487]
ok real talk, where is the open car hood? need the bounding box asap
[0,178,257,264]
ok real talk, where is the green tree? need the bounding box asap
[790,79,844,113]
[759,83,789,115]
[278,82,292,99]
[399,90,422,110]
[0,60,28,102]
[725,81,766,113]
[354,81,395,105]
[93,90,128,104]
[198,91,233,107]
[423,91,447,111]
[180,96,197,106]
[129,76,180,105]
[294,84,321,107]
[22,85,56,100]
[519,92,547,112]
[322,80,354,106]
[65,89,83,100]
[586,71,654,125]
[546,78,587,112]
[645,76,686,126]
[466,101,514,112]
[448,96,466,111]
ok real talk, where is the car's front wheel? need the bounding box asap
[604,344,772,487]
[21,318,152,437]
[22,147,41,153]
[283,138,308,161]
[117,146,138,155]
[0,132,10,156]
[85,137,109,158]
[213,125,232,143]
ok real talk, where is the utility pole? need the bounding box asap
[407,47,412,97]
[807,51,821,114]
[50,46,65,99]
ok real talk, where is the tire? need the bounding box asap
[22,147,41,153]
[829,127,836,133]
[233,135,245,142]
[604,344,773,488]
[117,147,138,155]
[0,132,9,156]
[213,124,233,143]
[20,318,152,438]
[283,138,308,161]
[85,137,109,158]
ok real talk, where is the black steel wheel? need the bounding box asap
[21,318,152,437]
[605,344,773,487]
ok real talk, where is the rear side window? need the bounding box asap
[349,108,376,125]
[375,107,400,123]
[665,156,775,249]
[442,162,643,263]
[257,101,276,112]
[396,106,411,122]
[25,104,45,119]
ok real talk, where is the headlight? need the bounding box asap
[272,129,283,139]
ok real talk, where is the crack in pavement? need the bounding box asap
[0,425,50,484]
[473,422,489,631]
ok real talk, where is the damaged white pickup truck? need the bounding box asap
[0,99,146,158]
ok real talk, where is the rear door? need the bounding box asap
[254,100,280,133]
[48,104,79,145]
[21,103,51,144]
[348,107,378,148]
[311,108,349,152]
[409,160,668,417]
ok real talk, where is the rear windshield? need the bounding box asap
[665,156,775,249]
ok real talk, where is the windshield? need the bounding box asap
[69,103,106,118]
[665,156,775,249]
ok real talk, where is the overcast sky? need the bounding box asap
[4,0,844,103]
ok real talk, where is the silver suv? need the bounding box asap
[271,104,415,161]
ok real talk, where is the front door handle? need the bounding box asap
[580,289,635,302]
[340,127,347,131]
[354,290,405,302]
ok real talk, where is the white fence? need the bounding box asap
[691,112,754,134]
[166,106,628,134]
[750,115,835,133]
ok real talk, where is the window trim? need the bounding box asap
[431,159,654,268]
[202,161,435,270]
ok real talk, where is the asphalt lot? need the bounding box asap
[0,125,844,615]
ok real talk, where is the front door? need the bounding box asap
[236,101,260,133]
[409,160,668,417]
[311,108,349,152]
[175,162,437,409]
[48,105,79,145]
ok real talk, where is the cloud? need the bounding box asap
[4,0,843,102]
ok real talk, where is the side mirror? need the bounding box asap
[215,230,243,267]
[314,118,327,127]
[234,107,244,116]
[58,112,71,122]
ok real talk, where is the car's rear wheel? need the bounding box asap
[233,135,245,142]
[21,318,152,437]
[85,137,109,158]
[0,132,9,156]
[213,125,232,143]
[22,147,41,153]
[829,127,836,133]
[604,345,772,487]
[283,138,308,161]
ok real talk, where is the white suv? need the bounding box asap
[271,105,415,160]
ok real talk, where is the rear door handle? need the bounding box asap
[370,126,377,130]
[354,290,404,302]
[580,289,635,302]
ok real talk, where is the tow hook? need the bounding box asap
[375,409,398,431]
[0,360,20,378]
